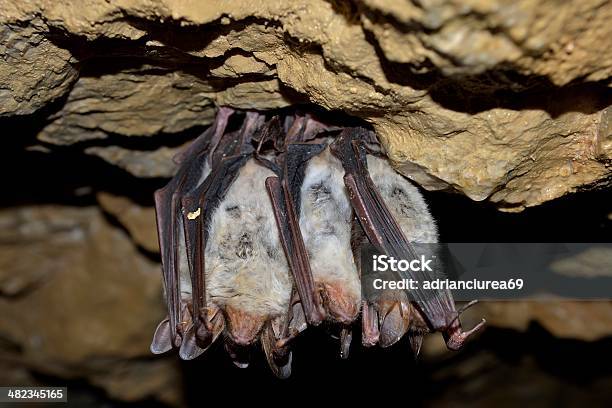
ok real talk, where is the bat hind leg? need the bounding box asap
[444,318,486,351]
[179,306,225,360]
[340,327,352,359]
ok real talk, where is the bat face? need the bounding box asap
[150,108,485,377]
[299,146,361,325]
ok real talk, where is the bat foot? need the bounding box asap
[340,327,352,359]
[444,318,486,351]
[194,322,213,349]
[408,333,424,358]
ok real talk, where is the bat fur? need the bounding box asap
[299,145,361,324]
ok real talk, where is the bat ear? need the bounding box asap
[150,318,173,354]
[178,325,206,360]
[261,323,293,379]
[378,301,410,348]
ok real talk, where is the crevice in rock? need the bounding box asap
[361,25,612,115]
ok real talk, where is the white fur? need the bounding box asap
[366,155,438,243]
[205,159,292,317]
[299,147,361,301]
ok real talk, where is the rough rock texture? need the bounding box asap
[1,1,611,404]
[96,191,159,253]
[86,146,181,179]
[0,205,181,405]
[1,0,610,209]
[37,71,217,145]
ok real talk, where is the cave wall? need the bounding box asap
[1,1,612,404]
[1,0,611,210]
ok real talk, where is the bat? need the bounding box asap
[150,109,233,355]
[296,143,364,357]
[205,157,292,368]
[150,108,485,379]
[151,111,262,357]
[331,127,485,351]
[264,115,364,359]
[264,116,328,327]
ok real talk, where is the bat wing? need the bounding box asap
[151,139,213,353]
[265,176,324,326]
[265,142,327,326]
[151,110,258,354]
[331,129,477,347]
[179,115,259,352]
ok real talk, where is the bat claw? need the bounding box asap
[408,334,424,358]
[340,327,352,359]
[195,322,213,348]
[444,318,486,351]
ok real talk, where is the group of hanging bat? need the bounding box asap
[150,107,485,378]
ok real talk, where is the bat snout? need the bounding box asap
[225,305,266,346]
[320,282,360,325]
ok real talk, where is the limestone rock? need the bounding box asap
[0,17,78,116]
[0,205,180,404]
[86,145,180,179]
[361,0,612,85]
[97,191,159,253]
[550,246,612,278]
[2,0,609,209]
[37,71,217,145]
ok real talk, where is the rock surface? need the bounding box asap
[1,1,611,404]
[0,205,181,405]
[1,0,610,209]
[96,191,159,253]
